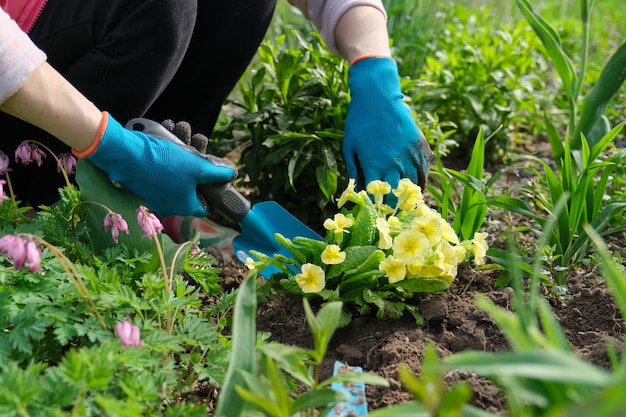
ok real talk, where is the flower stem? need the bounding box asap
[3,172,19,214]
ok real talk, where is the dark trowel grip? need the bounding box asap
[197,182,251,223]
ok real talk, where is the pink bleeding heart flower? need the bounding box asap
[57,153,77,175]
[136,205,164,238]
[0,234,42,272]
[103,212,130,244]
[115,319,143,347]
[15,141,46,167]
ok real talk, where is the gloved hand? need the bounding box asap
[343,56,434,194]
[73,112,236,217]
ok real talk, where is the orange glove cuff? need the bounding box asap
[350,55,392,66]
[72,111,109,158]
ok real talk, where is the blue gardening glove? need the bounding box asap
[73,112,236,217]
[344,57,433,192]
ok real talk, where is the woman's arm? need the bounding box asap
[0,61,101,152]
[334,5,391,63]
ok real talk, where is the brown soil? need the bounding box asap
[208,235,626,415]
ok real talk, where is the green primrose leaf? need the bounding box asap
[349,204,379,246]
[326,245,383,280]
[396,277,451,293]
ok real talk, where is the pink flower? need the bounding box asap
[136,205,164,238]
[115,319,143,347]
[15,141,46,167]
[0,180,10,206]
[57,153,77,175]
[0,151,11,174]
[23,239,42,272]
[103,212,130,243]
[0,234,42,272]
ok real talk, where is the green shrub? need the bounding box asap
[409,5,551,163]
[213,21,349,227]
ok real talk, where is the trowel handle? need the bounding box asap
[124,117,251,223]
[197,182,251,223]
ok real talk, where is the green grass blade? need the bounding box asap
[214,275,258,417]
[585,225,626,320]
[514,0,577,100]
[444,350,612,386]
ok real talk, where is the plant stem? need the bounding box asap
[151,231,171,332]
[3,172,19,214]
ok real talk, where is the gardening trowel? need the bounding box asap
[125,118,323,278]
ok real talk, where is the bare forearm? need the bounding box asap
[0,62,101,152]
[335,6,391,63]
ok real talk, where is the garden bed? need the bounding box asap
[209,237,626,414]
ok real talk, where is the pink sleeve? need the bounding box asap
[0,7,47,104]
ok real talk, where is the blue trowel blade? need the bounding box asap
[232,201,323,279]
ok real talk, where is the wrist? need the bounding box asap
[350,55,392,66]
[72,111,109,158]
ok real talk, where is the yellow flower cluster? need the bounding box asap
[292,178,489,294]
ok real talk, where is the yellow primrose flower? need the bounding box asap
[376,217,393,250]
[295,263,326,293]
[392,230,429,262]
[431,240,465,273]
[393,178,423,211]
[406,262,439,278]
[387,215,401,228]
[337,178,367,208]
[323,213,353,233]
[471,232,489,265]
[367,180,392,206]
[440,218,460,244]
[412,215,443,246]
[441,240,467,266]
[379,255,406,283]
[321,244,346,265]
[407,262,455,283]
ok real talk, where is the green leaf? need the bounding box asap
[444,350,612,386]
[291,390,348,414]
[575,42,626,145]
[304,299,342,363]
[396,277,451,293]
[349,204,379,246]
[363,289,406,319]
[326,245,383,280]
[214,276,258,417]
[515,0,577,100]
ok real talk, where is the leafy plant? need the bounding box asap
[214,22,349,226]
[487,0,626,287]
[0,156,235,415]
[410,5,550,163]
[428,127,491,241]
[431,224,626,416]
[368,345,493,417]
[514,0,626,149]
[248,178,489,326]
[497,124,626,287]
